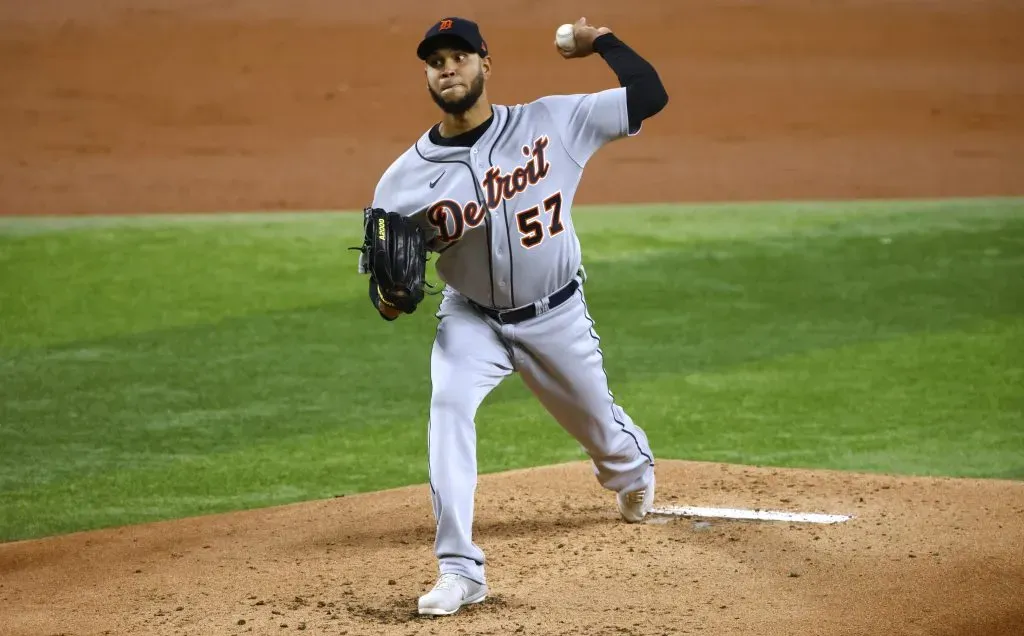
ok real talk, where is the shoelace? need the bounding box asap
[624,489,646,505]
[434,573,462,591]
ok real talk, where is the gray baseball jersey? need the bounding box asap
[360,86,634,309]
[363,86,655,588]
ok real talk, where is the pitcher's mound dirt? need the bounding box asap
[2,460,1023,636]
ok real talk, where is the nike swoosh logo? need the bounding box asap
[429,170,446,189]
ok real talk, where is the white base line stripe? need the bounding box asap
[651,506,852,524]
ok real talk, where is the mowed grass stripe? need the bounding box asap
[0,196,1019,234]
[2,198,1021,350]
[1,199,1021,541]
[638,318,1023,477]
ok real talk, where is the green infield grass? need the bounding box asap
[1,198,1022,541]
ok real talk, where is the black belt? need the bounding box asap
[472,279,580,325]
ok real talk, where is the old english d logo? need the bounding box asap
[439,19,453,30]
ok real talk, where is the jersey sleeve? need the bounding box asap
[537,87,631,167]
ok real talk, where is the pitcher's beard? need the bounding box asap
[429,72,485,115]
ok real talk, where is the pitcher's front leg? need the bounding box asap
[427,296,513,585]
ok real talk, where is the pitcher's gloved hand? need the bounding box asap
[357,207,428,315]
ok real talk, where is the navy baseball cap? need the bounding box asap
[416,17,489,60]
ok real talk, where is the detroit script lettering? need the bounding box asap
[427,136,551,243]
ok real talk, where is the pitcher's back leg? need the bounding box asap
[510,287,655,506]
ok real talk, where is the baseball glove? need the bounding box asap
[354,206,429,314]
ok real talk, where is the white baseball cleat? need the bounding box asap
[617,474,655,523]
[417,573,488,616]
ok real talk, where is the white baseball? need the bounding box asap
[555,23,576,52]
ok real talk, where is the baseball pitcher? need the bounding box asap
[353,15,669,616]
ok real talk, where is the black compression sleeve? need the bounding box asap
[593,33,668,133]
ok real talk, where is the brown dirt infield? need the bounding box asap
[1,1,1024,635]
[2,462,1023,635]
[1,0,1023,215]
